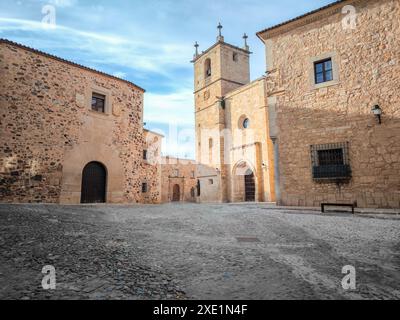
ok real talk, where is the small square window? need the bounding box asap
[91,93,106,113]
[314,58,333,84]
[142,183,148,193]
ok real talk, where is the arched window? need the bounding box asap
[205,58,211,78]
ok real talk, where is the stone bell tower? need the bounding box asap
[192,24,251,202]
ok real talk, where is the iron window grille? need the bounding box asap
[314,58,333,84]
[91,93,106,113]
[311,142,351,180]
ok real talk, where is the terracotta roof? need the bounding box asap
[256,0,348,39]
[0,38,145,92]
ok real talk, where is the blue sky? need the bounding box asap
[0,0,334,158]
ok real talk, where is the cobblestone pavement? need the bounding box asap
[0,203,399,300]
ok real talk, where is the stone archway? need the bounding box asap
[81,162,107,204]
[233,161,256,202]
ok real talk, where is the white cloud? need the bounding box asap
[48,0,77,8]
[144,89,194,126]
[112,71,127,79]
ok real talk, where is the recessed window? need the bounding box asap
[209,179,214,185]
[143,150,148,160]
[173,169,179,177]
[243,118,250,129]
[142,183,148,193]
[311,142,351,180]
[91,93,106,113]
[314,58,333,84]
[233,52,238,62]
[205,58,211,78]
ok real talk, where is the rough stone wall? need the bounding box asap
[160,157,197,203]
[142,130,163,204]
[0,41,153,204]
[262,0,400,208]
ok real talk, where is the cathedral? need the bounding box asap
[192,26,275,203]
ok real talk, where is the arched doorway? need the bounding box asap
[172,184,181,202]
[244,169,256,202]
[81,162,107,204]
[233,161,256,202]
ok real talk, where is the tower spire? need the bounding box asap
[243,33,249,51]
[217,22,224,42]
[194,41,199,58]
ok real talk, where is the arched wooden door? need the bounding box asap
[172,184,181,202]
[81,162,107,204]
[244,170,255,202]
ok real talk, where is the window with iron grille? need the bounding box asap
[314,58,333,84]
[311,142,351,180]
[91,93,106,113]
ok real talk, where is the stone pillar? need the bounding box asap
[272,138,281,205]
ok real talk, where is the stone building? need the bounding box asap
[160,157,197,203]
[0,39,162,204]
[257,0,400,208]
[192,27,276,203]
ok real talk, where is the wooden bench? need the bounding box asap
[321,203,356,215]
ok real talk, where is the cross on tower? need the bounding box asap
[243,33,249,50]
[194,41,199,57]
[217,23,224,42]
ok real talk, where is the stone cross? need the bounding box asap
[217,23,224,42]
[243,33,249,51]
[194,41,199,58]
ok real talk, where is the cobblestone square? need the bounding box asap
[0,203,399,300]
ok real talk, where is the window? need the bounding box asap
[191,171,195,178]
[190,187,196,198]
[243,118,250,129]
[209,179,214,185]
[311,142,351,180]
[233,52,238,62]
[91,93,106,113]
[173,169,179,177]
[143,150,148,160]
[142,183,148,193]
[205,58,211,78]
[314,58,333,84]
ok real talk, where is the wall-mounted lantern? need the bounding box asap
[371,105,382,124]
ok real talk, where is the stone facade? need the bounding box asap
[160,157,197,203]
[0,39,160,204]
[258,0,400,208]
[193,36,275,203]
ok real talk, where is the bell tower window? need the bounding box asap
[205,58,211,78]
